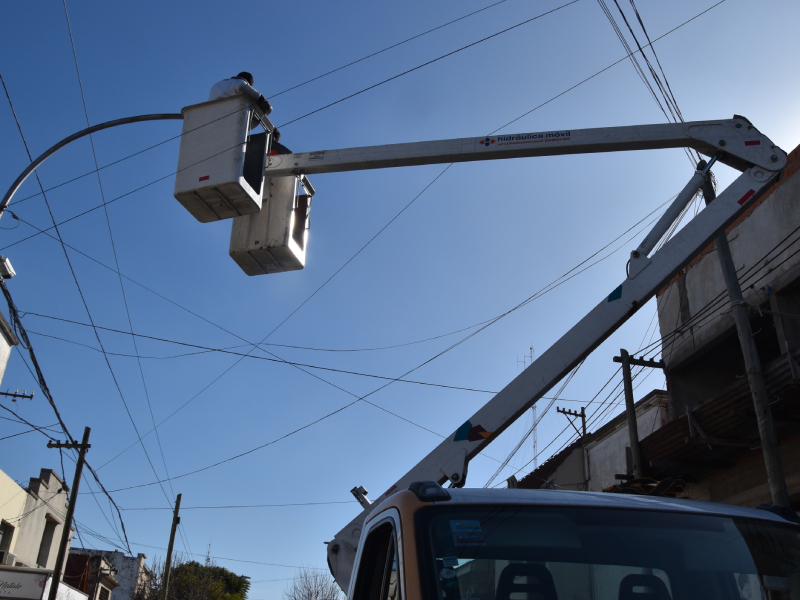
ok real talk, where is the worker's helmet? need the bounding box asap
[236,72,254,86]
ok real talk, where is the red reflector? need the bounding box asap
[744,140,761,146]
[199,175,210,181]
[738,189,756,205]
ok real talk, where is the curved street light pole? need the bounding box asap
[0,113,183,221]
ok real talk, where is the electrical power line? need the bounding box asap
[267,0,514,98]
[490,0,727,134]
[20,318,499,394]
[277,1,581,128]
[86,194,675,493]
[120,501,357,511]
[2,0,732,512]
[504,225,800,485]
[59,0,188,554]
[3,0,727,258]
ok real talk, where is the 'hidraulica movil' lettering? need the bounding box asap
[479,131,571,147]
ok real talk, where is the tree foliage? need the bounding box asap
[135,554,250,600]
[283,567,344,600]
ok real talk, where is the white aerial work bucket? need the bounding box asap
[229,175,315,275]
[173,95,272,223]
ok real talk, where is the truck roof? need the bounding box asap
[382,486,796,526]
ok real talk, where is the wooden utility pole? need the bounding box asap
[47,427,91,600]
[160,493,182,600]
[701,166,790,506]
[611,352,665,479]
[557,406,586,438]
[616,350,644,478]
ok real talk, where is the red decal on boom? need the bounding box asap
[199,175,210,181]
[738,189,756,205]
[744,140,761,146]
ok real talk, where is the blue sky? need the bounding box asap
[1,0,800,598]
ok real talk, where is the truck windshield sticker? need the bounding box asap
[442,556,459,568]
[450,520,485,546]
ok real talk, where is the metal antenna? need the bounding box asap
[528,345,537,469]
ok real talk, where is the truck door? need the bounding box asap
[352,516,402,600]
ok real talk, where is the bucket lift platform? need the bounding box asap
[229,174,316,275]
[173,95,274,223]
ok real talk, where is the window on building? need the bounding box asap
[37,517,59,568]
[0,520,14,564]
[98,586,110,600]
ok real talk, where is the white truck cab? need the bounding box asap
[337,482,800,600]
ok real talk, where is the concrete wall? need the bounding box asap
[550,446,587,490]
[43,575,90,600]
[14,470,71,570]
[526,392,668,492]
[585,397,665,492]
[70,550,149,600]
[682,433,800,507]
[657,152,800,373]
[0,470,29,562]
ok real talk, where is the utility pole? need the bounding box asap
[160,493,182,600]
[47,427,91,600]
[616,350,643,478]
[700,164,790,506]
[557,406,586,439]
[611,352,663,480]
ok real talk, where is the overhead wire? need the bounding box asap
[1,384,131,548]
[596,0,698,167]
[21,315,502,393]
[483,360,584,488]
[267,0,514,98]
[3,0,728,257]
[2,1,575,226]
[276,0,581,128]
[121,501,357,511]
[89,192,675,493]
[0,135,255,253]
[519,223,800,482]
[490,0,727,135]
[0,277,133,553]
[3,0,732,504]
[60,0,188,554]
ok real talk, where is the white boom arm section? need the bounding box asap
[313,117,786,591]
[265,118,781,178]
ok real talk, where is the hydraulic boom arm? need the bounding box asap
[266,117,781,178]
[316,117,786,592]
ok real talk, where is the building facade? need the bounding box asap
[0,469,29,565]
[645,144,800,507]
[517,144,800,511]
[64,553,120,600]
[67,550,149,600]
[0,469,73,570]
[517,390,668,491]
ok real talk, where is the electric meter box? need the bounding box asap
[229,176,313,275]
[173,95,269,223]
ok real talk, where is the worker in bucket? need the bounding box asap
[269,128,292,156]
[209,71,273,122]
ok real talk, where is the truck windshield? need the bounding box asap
[416,505,800,600]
